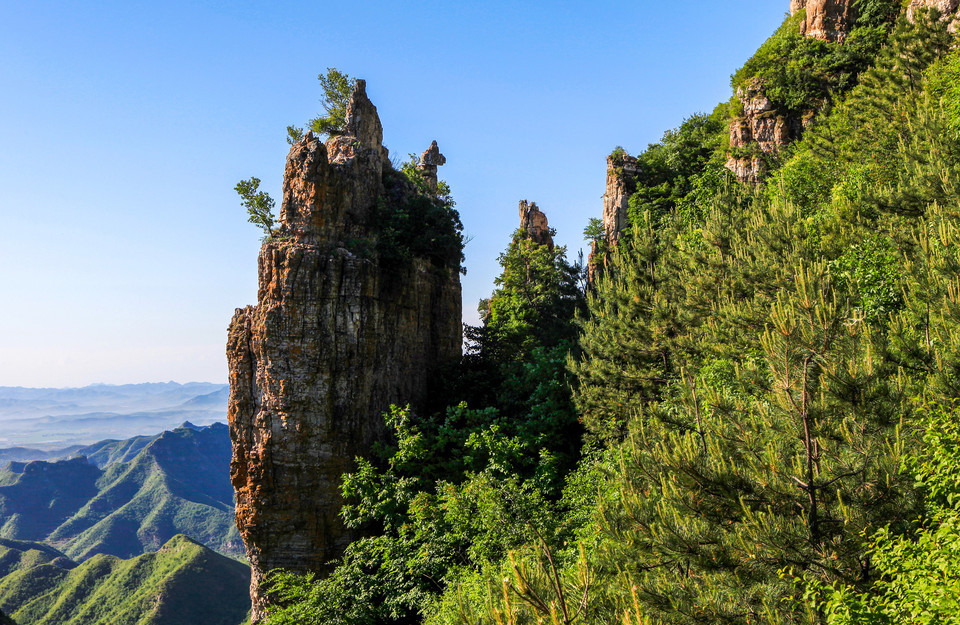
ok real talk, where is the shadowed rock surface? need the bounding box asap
[227,80,462,622]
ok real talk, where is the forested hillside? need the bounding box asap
[0,423,241,560]
[256,3,960,625]
[0,535,249,625]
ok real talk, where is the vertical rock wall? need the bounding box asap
[227,81,462,622]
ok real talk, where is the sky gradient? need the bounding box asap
[0,1,788,387]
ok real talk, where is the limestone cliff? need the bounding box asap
[227,80,462,622]
[586,153,639,280]
[792,0,857,42]
[519,200,554,249]
[725,83,806,184]
[727,0,855,181]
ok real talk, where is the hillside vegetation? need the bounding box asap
[0,423,242,560]
[0,535,249,625]
[259,6,960,625]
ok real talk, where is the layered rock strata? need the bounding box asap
[227,80,462,622]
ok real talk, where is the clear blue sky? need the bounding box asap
[0,1,787,388]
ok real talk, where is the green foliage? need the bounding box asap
[0,535,249,625]
[261,9,960,625]
[0,424,241,562]
[830,236,903,323]
[235,177,276,239]
[308,68,356,138]
[626,111,728,229]
[731,8,895,117]
[377,156,465,272]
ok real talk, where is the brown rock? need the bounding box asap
[519,200,554,249]
[602,152,640,246]
[726,84,804,183]
[418,140,447,192]
[228,81,462,622]
[799,0,857,42]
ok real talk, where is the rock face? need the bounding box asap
[418,140,446,192]
[793,0,857,42]
[908,0,960,30]
[726,84,805,183]
[586,152,641,282]
[227,80,462,622]
[727,0,852,181]
[519,200,554,249]
[602,152,640,247]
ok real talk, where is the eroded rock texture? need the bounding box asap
[586,152,641,281]
[793,0,857,42]
[418,140,446,192]
[227,80,462,622]
[727,0,854,181]
[726,84,806,183]
[519,200,554,249]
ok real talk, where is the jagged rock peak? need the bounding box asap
[792,0,856,42]
[417,140,446,192]
[519,200,554,249]
[279,80,394,245]
[603,152,639,246]
[344,79,384,152]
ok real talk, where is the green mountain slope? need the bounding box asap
[0,538,76,578]
[0,423,242,561]
[0,535,249,625]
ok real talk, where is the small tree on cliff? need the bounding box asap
[235,176,275,239]
[286,68,356,144]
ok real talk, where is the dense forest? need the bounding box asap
[259,5,960,625]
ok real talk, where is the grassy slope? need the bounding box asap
[0,538,76,578]
[0,535,250,625]
[0,424,243,561]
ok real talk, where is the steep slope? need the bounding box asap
[0,539,75,578]
[0,535,249,625]
[0,423,242,560]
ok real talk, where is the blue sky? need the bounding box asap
[0,1,787,387]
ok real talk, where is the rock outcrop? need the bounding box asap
[586,152,640,281]
[908,0,960,30]
[227,80,462,622]
[727,0,853,181]
[792,0,857,42]
[418,140,446,192]
[602,152,639,247]
[519,200,554,249]
[726,84,805,183]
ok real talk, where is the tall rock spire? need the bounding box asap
[227,80,462,622]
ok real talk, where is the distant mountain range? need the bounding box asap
[0,535,249,625]
[0,422,242,561]
[0,382,228,448]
